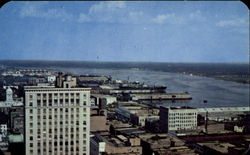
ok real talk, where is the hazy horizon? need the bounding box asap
[0,59,249,64]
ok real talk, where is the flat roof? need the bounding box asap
[24,86,91,91]
[160,106,196,110]
[197,142,235,153]
[197,107,250,113]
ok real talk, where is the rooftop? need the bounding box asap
[198,142,235,153]
[161,106,196,110]
[24,86,91,91]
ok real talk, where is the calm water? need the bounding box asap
[55,67,249,108]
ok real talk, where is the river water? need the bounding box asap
[55,67,249,108]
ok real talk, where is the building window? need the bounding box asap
[29,102,33,106]
[37,100,41,107]
[60,99,63,105]
[43,101,47,106]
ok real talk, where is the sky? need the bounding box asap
[0,1,249,62]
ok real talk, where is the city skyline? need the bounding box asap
[0,1,249,62]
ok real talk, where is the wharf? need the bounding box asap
[131,93,192,101]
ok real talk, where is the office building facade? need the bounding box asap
[25,86,91,155]
[160,106,197,132]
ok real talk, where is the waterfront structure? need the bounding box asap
[78,75,110,83]
[197,107,250,121]
[131,93,192,101]
[24,86,91,155]
[160,106,198,132]
[2,69,55,77]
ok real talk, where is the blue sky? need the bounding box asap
[0,1,249,62]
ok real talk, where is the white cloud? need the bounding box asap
[78,1,148,24]
[19,2,73,21]
[216,18,248,27]
[19,2,45,17]
[152,14,175,24]
[78,1,127,23]
[152,10,206,25]
[89,1,126,14]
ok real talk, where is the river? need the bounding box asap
[55,67,249,108]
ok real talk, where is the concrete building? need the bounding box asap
[138,133,196,155]
[130,113,159,127]
[10,107,24,134]
[24,85,91,155]
[28,77,47,86]
[197,107,250,122]
[115,102,159,126]
[0,124,8,151]
[8,134,25,155]
[47,75,56,83]
[90,131,142,155]
[160,106,197,133]
[90,108,109,132]
[0,87,23,110]
[56,74,77,88]
[193,142,237,155]
[91,94,117,106]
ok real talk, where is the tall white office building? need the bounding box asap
[160,106,197,133]
[25,86,91,155]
